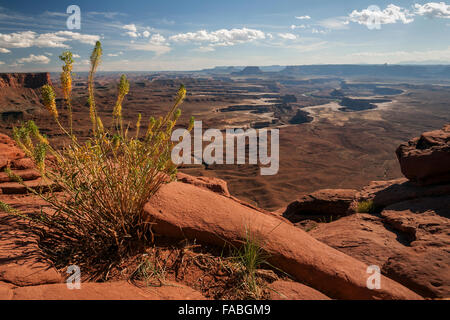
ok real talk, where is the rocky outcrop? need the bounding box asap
[310,196,450,299]
[0,73,52,89]
[380,197,450,298]
[396,124,450,186]
[0,198,62,287]
[268,280,331,300]
[7,281,205,300]
[144,181,421,300]
[283,189,357,222]
[286,125,450,299]
[0,134,54,194]
[356,178,450,209]
[176,172,230,196]
[232,66,263,76]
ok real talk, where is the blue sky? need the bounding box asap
[0,0,449,71]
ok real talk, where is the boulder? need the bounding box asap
[0,133,25,170]
[309,196,450,299]
[356,178,450,209]
[176,172,230,196]
[283,189,357,222]
[396,125,450,186]
[0,281,14,300]
[0,178,55,195]
[144,181,422,300]
[0,169,41,183]
[380,196,450,298]
[0,210,62,287]
[269,280,331,300]
[309,213,408,267]
[10,281,205,300]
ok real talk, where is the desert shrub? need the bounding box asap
[230,229,271,299]
[357,200,377,213]
[6,41,194,274]
[0,201,17,214]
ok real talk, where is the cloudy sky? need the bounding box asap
[0,0,449,71]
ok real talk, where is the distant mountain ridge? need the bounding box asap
[201,64,450,79]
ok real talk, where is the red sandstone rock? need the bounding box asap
[0,169,41,183]
[0,211,62,287]
[282,189,357,222]
[0,281,14,300]
[0,73,52,89]
[0,178,55,194]
[309,196,450,299]
[177,172,230,196]
[10,281,205,300]
[380,196,450,298]
[144,181,422,300]
[396,124,450,186]
[356,178,450,209]
[0,134,25,170]
[269,280,331,300]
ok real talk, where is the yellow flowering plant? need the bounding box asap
[7,41,194,275]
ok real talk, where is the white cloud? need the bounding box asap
[128,35,171,55]
[414,2,450,18]
[17,54,50,64]
[312,28,328,34]
[170,28,265,46]
[318,17,350,30]
[122,24,137,32]
[149,34,167,45]
[349,4,415,26]
[193,46,215,52]
[295,15,311,20]
[72,54,80,58]
[278,33,297,40]
[142,30,150,38]
[290,24,307,30]
[0,31,100,49]
[87,11,126,19]
[0,48,11,53]
[122,24,139,38]
[0,61,4,65]
[55,31,100,45]
[107,52,123,57]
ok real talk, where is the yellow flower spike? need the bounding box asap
[41,85,58,119]
[136,113,141,138]
[174,84,186,109]
[146,116,156,137]
[59,51,74,102]
[88,41,102,133]
[173,108,181,121]
[188,116,195,131]
[96,117,104,133]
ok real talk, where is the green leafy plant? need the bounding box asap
[0,201,17,214]
[357,200,377,213]
[7,41,194,273]
[132,256,168,287]
[230,229,271,299]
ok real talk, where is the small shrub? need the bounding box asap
[357,200,377,213]
[7,41,194,274]
[132,256,168,287]
[0,201,16,214]
[230,229,271,299]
